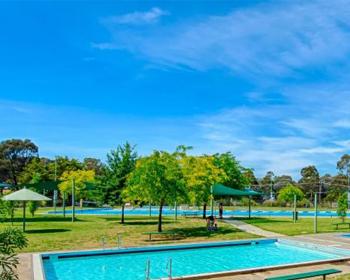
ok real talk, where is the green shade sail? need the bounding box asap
[210,184,261,218]
[212,184,260,196]
[2,187,51,232]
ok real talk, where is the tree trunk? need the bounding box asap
[158,203,163,232]
[121,204,125,224]
[203,203,207,219]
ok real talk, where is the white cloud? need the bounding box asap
[101,7,168,26]
[94,0,350,79]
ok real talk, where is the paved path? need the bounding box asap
[224,219,285,237]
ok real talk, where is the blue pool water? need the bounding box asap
[42,240,348,280]
[48,207,342,217]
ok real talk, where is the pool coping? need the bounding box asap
[33,238,350,280]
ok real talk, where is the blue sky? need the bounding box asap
[1,0,350,177]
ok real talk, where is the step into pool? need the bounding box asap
[39,239,350,280]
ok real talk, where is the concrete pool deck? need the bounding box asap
[18,233,350,280]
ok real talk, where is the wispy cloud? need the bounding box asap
[101,7,168,26]
[94,0,350,80]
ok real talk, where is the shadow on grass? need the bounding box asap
[25,229,71,234]
[5,217,85,223]
[171,226,239,239]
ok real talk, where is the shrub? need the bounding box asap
[0,228,28,280]
[28,201,38,217]
[337,193,348,222]
[278,184,304,204]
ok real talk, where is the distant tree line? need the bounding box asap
[1,138,350,230]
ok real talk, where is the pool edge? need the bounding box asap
[36,238,350,280]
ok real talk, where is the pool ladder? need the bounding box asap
[145,259,151,280]
[144,258,172,280]
[117,234,122,249]
[166,258,172,279]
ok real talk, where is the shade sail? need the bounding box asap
[0,182,11,189]
[1,188,51,232]
[212,184,260,196]
[2,187,51,201]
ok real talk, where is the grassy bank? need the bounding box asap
[242,217,350,235]
[0,209,257,252]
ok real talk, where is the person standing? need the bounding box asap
[219,203,224,219]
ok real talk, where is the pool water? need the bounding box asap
[47,207,342,217]
[42,240,347,280]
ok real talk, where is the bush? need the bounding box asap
[262,199,283,207]
[0,227,28,280]
[28,201,38,217]
[337,193,348,222]
[297,198,311,208]
[278,184,304,204]
[241,197,258,206]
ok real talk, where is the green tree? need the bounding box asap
[125,150,185,232]
[337,193,348,222]
[299,165,320,202]
[213,152,249,189]
[0,227,28,280]
[100,143,137,209]
[58,170,95,204]
[337,154,350,189]
[260,171,275,198]
[242,169,260,191]
[0,139,38,187]
[83,158,104,176]
[18,157,51,184]
[48,156,83,180]
[325,174,348,202]
[182,155,226,218]
[278,184,304,204]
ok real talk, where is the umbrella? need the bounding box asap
[2,187,51,232]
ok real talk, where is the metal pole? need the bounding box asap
[210,185,214,216]
[53,190,57,213]
[248,196,251,219]
[72,178,75,222]
[314,193,318,233]
[293,194,296,223]
[149,202,152,217]
[23,201,26,232]
[174,201,177,221]
[63,192,66,218]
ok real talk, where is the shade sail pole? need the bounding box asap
[23,201,26,232]
[248,196,251,219]
[210,185,214,216]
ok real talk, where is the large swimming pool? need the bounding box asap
[48,207,344,218]
[40,239,350,280]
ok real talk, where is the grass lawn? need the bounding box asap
[0,208,258,253]
[241,217,350,235]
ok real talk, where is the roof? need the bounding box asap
[2,187,51,201]
[212,184,261,196]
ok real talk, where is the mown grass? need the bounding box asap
[241,217,350,235]
[0,208,258,253]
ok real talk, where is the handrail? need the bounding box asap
[145,259,151,280]
[117,234,122,249]
[166,258,172,279]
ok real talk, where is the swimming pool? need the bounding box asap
[47,207,343,218]
[38,239,350,280]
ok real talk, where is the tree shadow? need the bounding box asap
[122,220,173,226]
[170,226,239,239]
[5,217,85,223]
[25,229,71,234]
